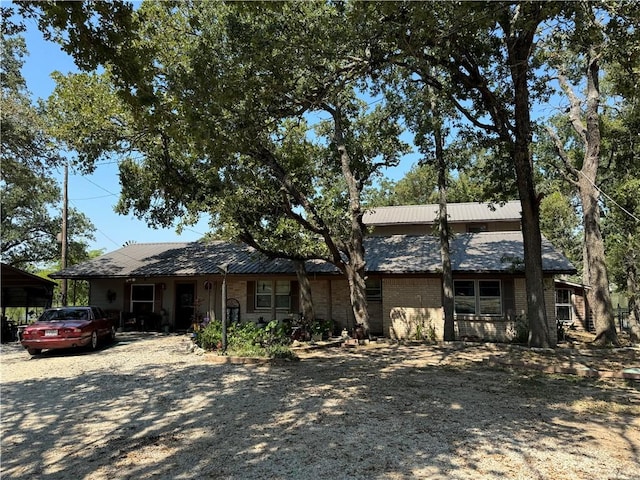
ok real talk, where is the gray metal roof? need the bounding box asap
[365,232,574,274]
[50,232,575,280]
[49,241,299,279]
[363,200,522,226]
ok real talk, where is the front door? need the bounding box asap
[175,283,195,331]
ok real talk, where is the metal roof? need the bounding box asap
[365,232,574,274]
[48,241,298,279]
[1,263,56,308]
[49,232,575,280]
[363,200,522,226]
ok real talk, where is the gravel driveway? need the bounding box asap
[1,333,639,480]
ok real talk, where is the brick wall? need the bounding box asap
[379,275,559,344]
[382,278,442,339]
[309,279,331,320]
[329,279,354,329]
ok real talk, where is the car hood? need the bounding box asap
[26,320,91,330]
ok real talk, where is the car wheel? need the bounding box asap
[27,348,42,356]
[90,330,98,350]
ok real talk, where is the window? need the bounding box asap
[275,280,291,309]
[366,278,382,301]
[479,281,501,315]
[454,280,502,316]
[256,280,272,308]
[255,280,291,309]
[556,288,572,322]
[131,284,154,313]
[454,280,476,314]
[467,223,487,233]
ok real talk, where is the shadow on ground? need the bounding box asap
[1,335,639,479]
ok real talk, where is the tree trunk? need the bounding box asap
[439,187,455,342]
[579,50,618,346]
[518,195,550,347]
[506,13,552,348]
[626,249,640,343]
[332,104,371,334]
[344,258,370,334]
[431,99,455,341]
[294,260,315,324]
[580,180,617,345]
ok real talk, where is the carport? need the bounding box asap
[1,263,56,342]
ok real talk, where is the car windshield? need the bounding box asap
[40,309,89,322]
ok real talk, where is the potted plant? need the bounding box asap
[311,319,333,341]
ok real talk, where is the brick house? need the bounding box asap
[50,201,576,344]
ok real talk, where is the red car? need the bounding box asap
[20,306,116,356]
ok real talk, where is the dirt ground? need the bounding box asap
[1,332,638,480]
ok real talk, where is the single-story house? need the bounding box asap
[49,223,576,344]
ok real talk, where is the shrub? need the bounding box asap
[195,319,296,359]
[509,315,529,344]
[196,320,223,350]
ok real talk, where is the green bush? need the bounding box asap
[196,320,223,350]
[510,315,529,344]
[195,319,295,359]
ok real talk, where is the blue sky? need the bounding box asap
[18,16,417,255]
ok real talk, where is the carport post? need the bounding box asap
[218,264,229,352]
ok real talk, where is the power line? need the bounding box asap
[71,194,115,201]
[79,176,118,196]
[578,169,640,223]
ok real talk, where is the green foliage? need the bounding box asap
[195,320,296,359]
[310,319,334,338]
[510,315,530,345]
[45,71,132,173]
[604,178,640,292]
[0,24,95,269]
[195,320,223,351]
[539,192,582,273]
[363,161,496,208]
[414,322,436,343]
[20,0,640,345]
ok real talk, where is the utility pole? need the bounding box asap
[218,263,229,352]
[61,162,68,306]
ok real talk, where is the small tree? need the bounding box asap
[1,14,94,269]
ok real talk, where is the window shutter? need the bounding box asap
[154,284,163,312]
[290,280,299,314]
[246,281,255,313]
[502,278,515,321]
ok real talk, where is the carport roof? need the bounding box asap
[1,263,56,308]
[49,232,575,280]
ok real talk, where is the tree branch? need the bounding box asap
[544,125,580,186]
[557,71,587,143]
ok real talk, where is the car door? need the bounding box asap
[91,307,107,337]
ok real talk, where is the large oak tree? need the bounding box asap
[28,1,408,332]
